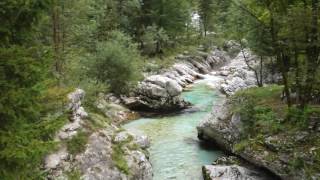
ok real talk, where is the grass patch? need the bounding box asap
[234,139,250,152]
[83,100,111,130]
[67,131,89,155]
[67,168,82,180]
[230,85,320,137]
[111,133,136,175]
[85,112,110,131]
[232,85,285,116]
[112,144,130,175]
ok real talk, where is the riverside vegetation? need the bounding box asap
[1,0,320,179]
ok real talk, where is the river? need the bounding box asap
[123,78,224,180]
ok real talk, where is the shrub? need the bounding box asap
[231,85,284,137]
[89,31,143,94]
[287,106,320,128]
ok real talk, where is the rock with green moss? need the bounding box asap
[69,126,152,180]
[203,165,272,180]
[44,89,153,180]
[203,155,278,179]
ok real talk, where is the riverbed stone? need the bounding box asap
[134,135,150,149]
[203,165,262,180]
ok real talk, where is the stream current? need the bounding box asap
[123,78,224,180]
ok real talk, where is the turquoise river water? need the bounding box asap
[123,80,224,180]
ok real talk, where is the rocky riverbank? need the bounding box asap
[122,48,230,112]
[200,49,258,95]
[197,51,320,180]
[44,89,152,180]
[198,95,320,179]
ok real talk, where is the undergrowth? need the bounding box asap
[231,85,320,178]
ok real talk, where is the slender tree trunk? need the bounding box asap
[238,39,263,87]
[61,1,65,57]
[204,21,207,37]
[52,0,61,74]
[280,53,292,107]
[269,11,291,107]
[259,56,263,86]
[270,57,276,83]
[294,48,301,104]
[304,0,319,106]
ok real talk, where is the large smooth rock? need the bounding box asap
[78,128,153,180]
[166,80,183,96]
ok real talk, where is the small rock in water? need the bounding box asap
[202,165,270,180]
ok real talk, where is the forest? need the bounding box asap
[0,0,320,179]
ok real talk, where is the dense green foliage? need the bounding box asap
[0,1,68,178]
[216,0,320,109]
[0,46,47,127]
[0,0,50,45]
[198,0,216,36]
